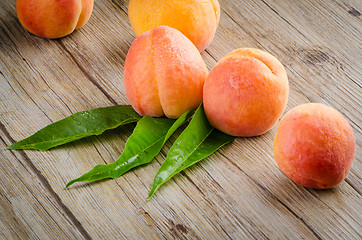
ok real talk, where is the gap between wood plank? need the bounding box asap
[0,121,92,240]
[179,172,244,240]
[306,188,360,231]
[259,0,309,40]
[112,180,168,240]
[344,178,362,196]
[56,40,118,106]
[218,152,323,240]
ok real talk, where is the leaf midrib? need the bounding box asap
[10,118,139,148]
[71,135,167,182]
[156,128,213,187]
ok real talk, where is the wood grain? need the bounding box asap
[0,0,361,239]
[0,124,88,239]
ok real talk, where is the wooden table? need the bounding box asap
[1,0,361,239]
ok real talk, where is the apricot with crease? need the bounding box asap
[17,0,94,38]
[124,26,208,119]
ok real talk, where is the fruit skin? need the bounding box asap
[123,26,208,119]
[16,0,94,39]
[203,48,289,137]
[128,0,220,52]
[273,103,356,189]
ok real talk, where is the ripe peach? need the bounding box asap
[273,103,355,189]
[203,48,289,137]
[123,26,208,119]
[16,0,94,39]
[128,0,220,52]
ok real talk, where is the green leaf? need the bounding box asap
[66,109,194,188]
[7,105,141,151]
[148,105,235,199]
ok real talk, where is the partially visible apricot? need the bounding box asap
[16,0,94,39]
[273,103,356,189]
[128,0,220,52]
[124,26,208,119]
[203,48,289,137]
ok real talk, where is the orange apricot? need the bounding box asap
[128,0,220,52]
[123,26,208,119]
[273,103,355,189]
[16,0,94,39]
[203,48,289,137]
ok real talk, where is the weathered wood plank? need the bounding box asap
[0,127,87,239]
[0,0,360,239]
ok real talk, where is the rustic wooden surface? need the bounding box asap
[0,0,361,239]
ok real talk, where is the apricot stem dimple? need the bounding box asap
[252,57,276,76]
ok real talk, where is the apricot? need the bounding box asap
[273,103,355,189]
[16,0,94,39]
[128,0,220,52]
[123,26,208,119]
[203,48,289,137]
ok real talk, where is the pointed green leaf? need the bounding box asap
[7,105,141,151]
[148,105,235,199]
[66,109,194,188]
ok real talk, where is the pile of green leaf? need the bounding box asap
[8,104,234,199]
